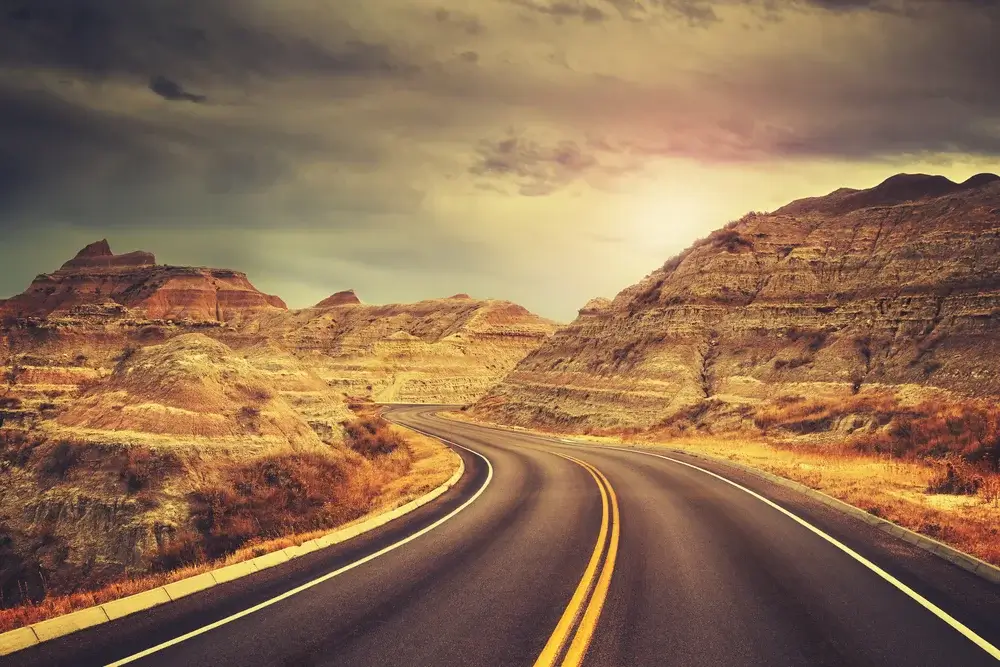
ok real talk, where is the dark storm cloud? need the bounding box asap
[506,0,609,23]
[434,8,486,34]
[149,75,206,103]
[470,134,639,195]
[0,0,418,82]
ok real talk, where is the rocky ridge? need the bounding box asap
[0,240,286,323]
[475,173,1000,431]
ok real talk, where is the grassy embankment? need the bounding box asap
[0,407,458,633]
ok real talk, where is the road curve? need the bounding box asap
[7,405,1000,666]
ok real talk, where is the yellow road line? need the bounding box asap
[534,453,619,667]
[562,462,620,667]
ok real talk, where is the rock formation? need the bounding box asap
[475,173,1000,431]
[314,289,362,307]
[261,296,559,404]
[1,240,286,322]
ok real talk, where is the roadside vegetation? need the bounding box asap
[0,403,459,633]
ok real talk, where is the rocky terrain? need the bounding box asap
[475,173,1000,437]
[0,240,287,323]
[257,292,558,404]
[0,242,555,607]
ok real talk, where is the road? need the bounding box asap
[9,405,1000,666]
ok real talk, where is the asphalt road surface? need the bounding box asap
[9,405,1000,667]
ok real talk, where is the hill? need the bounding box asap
[475,173,1000,435]
[0,240,286,322]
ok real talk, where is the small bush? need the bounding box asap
[114,345,139,371]
[120,448,173,493]
[189,453,354,559]
[248,387,272,402]
[37,442,81,479]
[0,397,22,409]
[343,415,407,458]
[707,229,753,253]
[152,529,205,572]
[927,459,983,496]
[4,359,23,387]
[0,429,42,467]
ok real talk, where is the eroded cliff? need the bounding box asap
[475,173,1000,431]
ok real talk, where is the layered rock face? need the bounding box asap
[262,296,559,404]
[1,240,286,322]
[476,173,1000,430]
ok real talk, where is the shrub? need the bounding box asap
[152,529,205,572]
[927,459,983,496]
[36,442,80,479]
[707,229,753,253]
[189,454,354,559]
[0,429,42,467]
[114,345,139,371]
[3,359,23,387]
[343,415,407,458]
[0,397,22,409]
[120,448,174,493]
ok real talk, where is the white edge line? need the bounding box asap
[598,445,1000,661]
[105,434,493,667]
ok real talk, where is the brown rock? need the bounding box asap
[476,173,1000,431]
[1,241,285,322]
[314,289,362,307]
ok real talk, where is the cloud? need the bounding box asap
[149,75,206,102]
[505,0,608,23]
[434,8,486,34]
[470,133,642,195]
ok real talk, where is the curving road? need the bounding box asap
[8,405,1000,666]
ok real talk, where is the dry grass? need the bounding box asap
[655,436,1000,568]
[0,421,459,634]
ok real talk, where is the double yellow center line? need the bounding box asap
[534,453,620,667]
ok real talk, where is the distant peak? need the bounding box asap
[75,239,113,258]
[315,289,361,307]
[60,240,156,270]
[579,297,612,315]
[876,173,956,190]
[961,173,1000,189]
[777,172,978,216]
[447,293,472,300]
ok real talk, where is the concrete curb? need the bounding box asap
[0,450,465,657]
[602,440,1000,587]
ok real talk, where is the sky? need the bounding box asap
[0,0,998,322]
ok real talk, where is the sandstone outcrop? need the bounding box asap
[315,290,362,307]
[1,240,286,322]
[261,296,559,404]
[476,173,1000,431]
